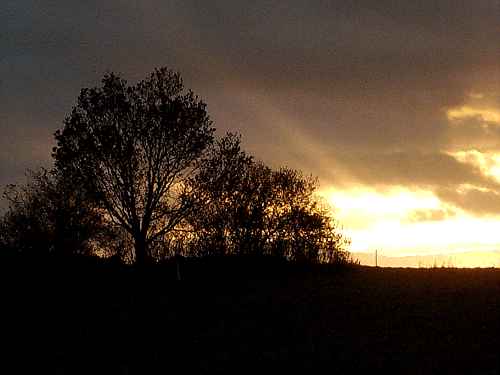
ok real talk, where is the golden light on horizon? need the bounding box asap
[318,187,500,267]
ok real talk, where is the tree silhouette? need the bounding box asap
[187,134,351,263]
[1,67,351,266]
[266,168,351,263]
[52,68,214,265]
[186,133,260,256]
[0,169,111,256]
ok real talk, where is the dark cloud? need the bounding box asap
[334,151,500,189]
[1,0,499,204]
[445,114,500,152]
[435,187,500,216]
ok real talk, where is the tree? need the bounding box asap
[52,68,214,265]
[0,171,54,255]
[0,169,111,257]
[185,133,263,256]
[187,134,351,263]
[265,168,351,263]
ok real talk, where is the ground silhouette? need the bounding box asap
[2,252,498,374]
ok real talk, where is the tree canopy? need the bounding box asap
[52,68,214,264]
[185,134,351,263]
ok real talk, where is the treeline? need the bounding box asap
[0,68,351,266]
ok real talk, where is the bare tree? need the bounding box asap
[53,68,214,265]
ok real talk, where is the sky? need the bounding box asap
[2,1,500,265]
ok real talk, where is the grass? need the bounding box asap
[1,253,499,374]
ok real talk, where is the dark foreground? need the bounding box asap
[1,254,499,374]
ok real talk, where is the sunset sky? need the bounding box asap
[2,1,500,265]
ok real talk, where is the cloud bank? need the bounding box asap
[2,0,500,219]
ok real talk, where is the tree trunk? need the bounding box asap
[134,233,148,266]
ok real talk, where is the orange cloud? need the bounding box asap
[447,106,500,125]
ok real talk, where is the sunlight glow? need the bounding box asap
[319,187,500,267]
[449,149,500,183]
[468,92,485,100]
[447,106,500,124]
[319,187,441,230]
[327,187,440,216]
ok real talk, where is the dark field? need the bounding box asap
[2,255,500,374]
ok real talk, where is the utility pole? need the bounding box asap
[375,249,378,267]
